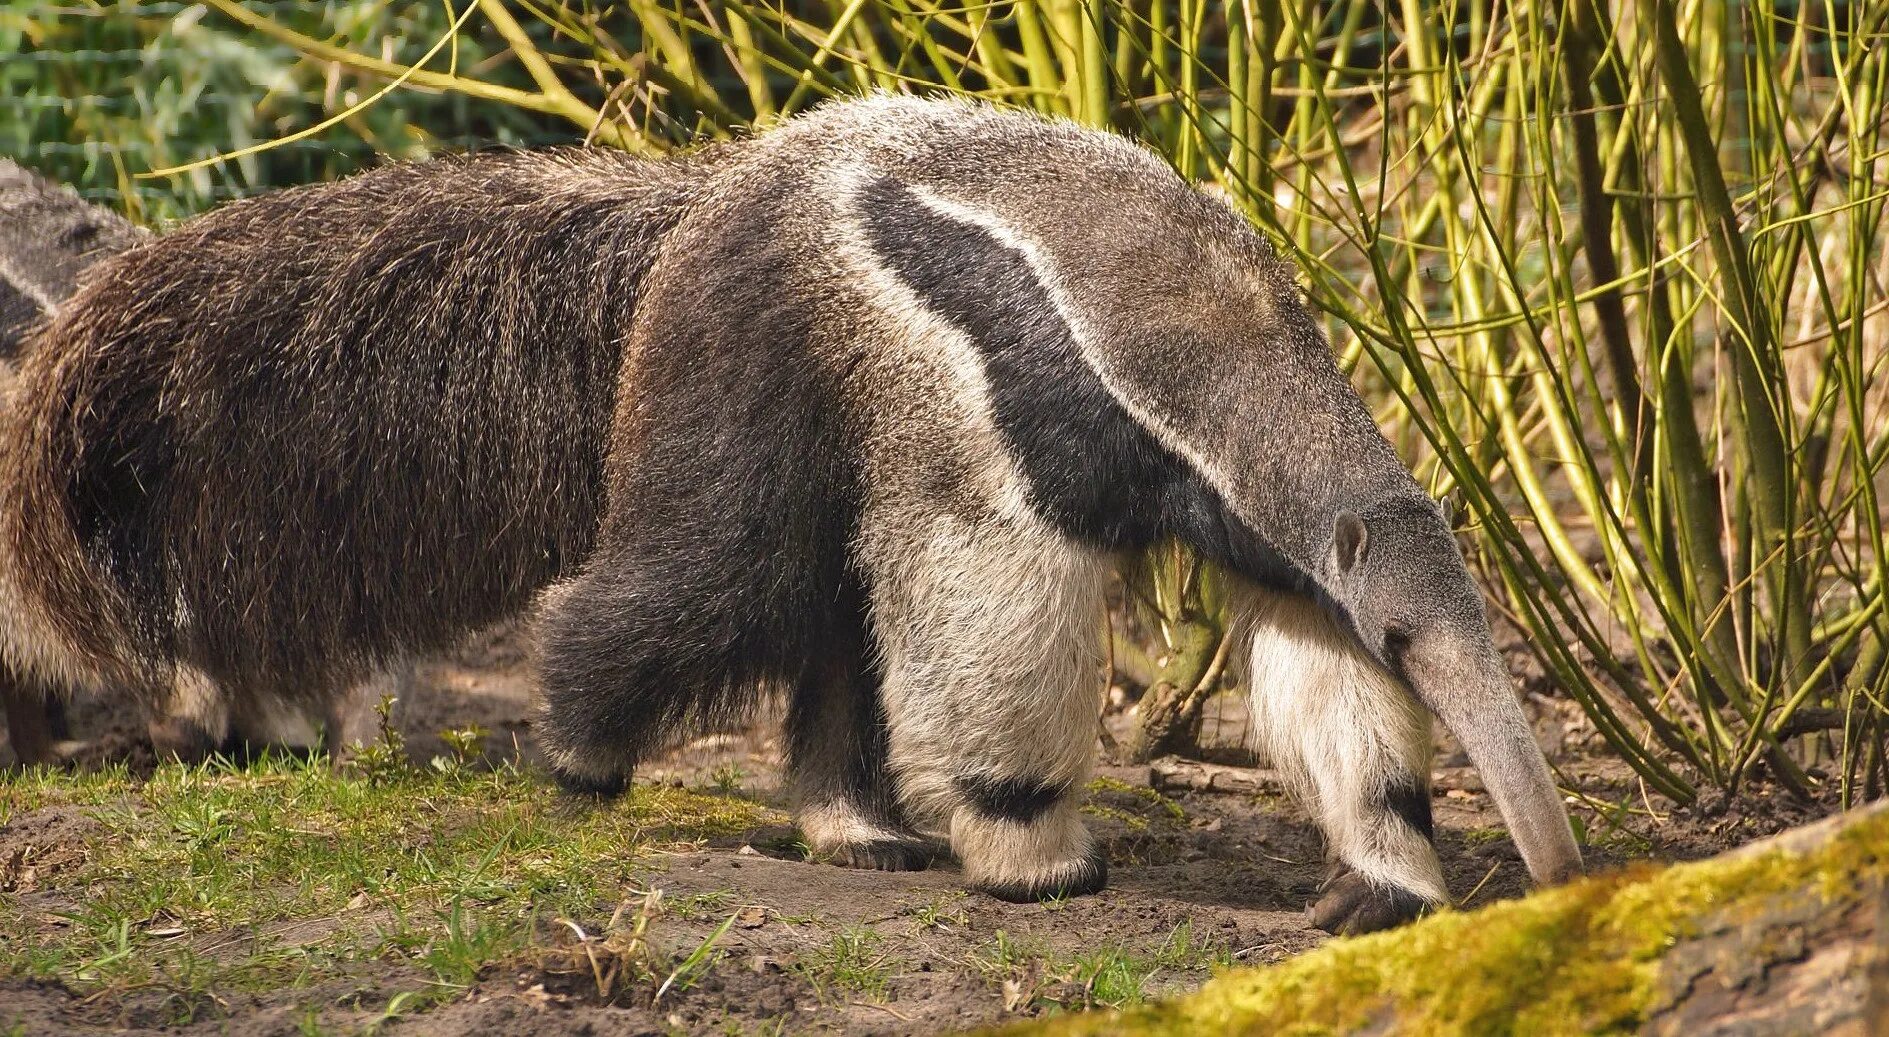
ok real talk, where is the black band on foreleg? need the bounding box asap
[1381,776,1436,843]
[956,773,1072,825]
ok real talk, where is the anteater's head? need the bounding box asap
[1323,492,1585,887]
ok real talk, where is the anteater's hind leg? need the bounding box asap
[532,568,644,797]
[788,649,935,871]
[2,668,58,766]
[534,557,775,799]
[1233,584,1447,935]
[865,515,1112,902]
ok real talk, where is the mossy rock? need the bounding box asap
[988,803,1889,1036]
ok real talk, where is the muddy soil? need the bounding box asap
[0,624,1837,1035]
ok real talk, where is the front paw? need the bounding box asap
[1309,870,1435,935]
[973,844,1108,903]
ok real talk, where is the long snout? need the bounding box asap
[1415,651,1584,887]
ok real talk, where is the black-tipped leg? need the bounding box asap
[534,562,729,803]
[1309,868,1436,935]
[554,765,630,799]
[3,675,58,767]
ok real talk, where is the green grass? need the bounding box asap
[794,925,896,1002]
[0,752,776,1019]
[911,894,970,931]
[961,922,1233,1016]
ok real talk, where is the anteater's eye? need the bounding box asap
[1383,626,1412,665]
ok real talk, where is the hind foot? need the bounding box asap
[798,801,936,871]
[553,764,630,799]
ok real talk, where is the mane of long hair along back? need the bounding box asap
[2,148,704,700]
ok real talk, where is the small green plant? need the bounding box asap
[434,723,489,770]
[912,896,968,931]
[419,899,526,994]
[655,909,739,1001]
[794,927,893,1002]
[971,929,1038,978]
[1152,920,1233,971]
[346,694,409,785]
[1066,946,1159,1009]
[708,763,744,795]
[169,799,236,853]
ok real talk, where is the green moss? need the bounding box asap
[989,808,1889,1037]
[1457,826,1509,849]
[1087,777,1187,818]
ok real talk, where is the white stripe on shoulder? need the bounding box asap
[0,254,63,314]
[828,167,1038,526]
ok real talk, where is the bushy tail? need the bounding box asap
[0,160,146,358]
[3,148,704,701]
[0,160,147,691]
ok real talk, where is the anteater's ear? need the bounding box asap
[1437,495,1456,530]
[1333,511,1369,574]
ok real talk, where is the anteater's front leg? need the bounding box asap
[1234,583,1448,934]
[866,514,1112,902]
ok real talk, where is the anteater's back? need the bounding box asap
[2,148,708,698]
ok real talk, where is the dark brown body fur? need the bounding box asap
[5,149,702,705]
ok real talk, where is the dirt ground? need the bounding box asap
[0,624,1841,1036]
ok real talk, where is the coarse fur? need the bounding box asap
[0,160,396,762]
[2,96,1581,916]
[3,147,704,704]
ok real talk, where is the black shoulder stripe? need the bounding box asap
[855,175,1305,592]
